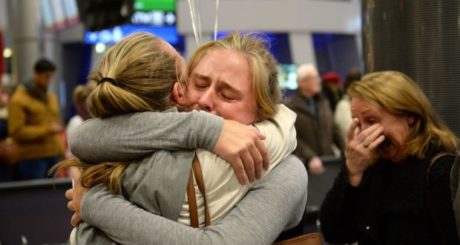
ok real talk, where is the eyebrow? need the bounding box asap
[361,109,373,115]
[351,108,371,118]
[193,73,211,83]
[193,73,242,95]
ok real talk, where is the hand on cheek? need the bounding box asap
[345,118,385,186]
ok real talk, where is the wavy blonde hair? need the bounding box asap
[185,32,281,121]
[348,71,458,159]
[53,33,183,192]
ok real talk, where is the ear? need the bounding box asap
[172,82,187,106]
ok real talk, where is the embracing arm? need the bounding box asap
[81,155,308,245]
[69,110,223,163]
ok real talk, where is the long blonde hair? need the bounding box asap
[348,71,458,159]
[53,33,182,192]
[186,32,281,121]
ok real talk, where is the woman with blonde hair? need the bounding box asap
[320,71,459,244]
[62,32,307,244]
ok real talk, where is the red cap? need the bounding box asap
[322,72,341,85]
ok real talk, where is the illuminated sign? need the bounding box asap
[84,25,178,44]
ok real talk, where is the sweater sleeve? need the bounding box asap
[427,155,459,243]
[80,155,308,245]
[319,167,364,243]
[253,104,297,170]
[8,100,51,142]
[69,110,223,163]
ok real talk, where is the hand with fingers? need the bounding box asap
[213,120,269,184]
[308,156,325,175]
[346,118,385,187]
[65,170,87,226]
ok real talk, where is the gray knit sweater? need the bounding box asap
[69,110,308,244]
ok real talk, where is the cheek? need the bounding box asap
[218,103,256,124]
[184,88,200,104]
[385,124,409,145]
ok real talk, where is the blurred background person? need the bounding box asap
[286,64,345,175]
[66,81,96,143]
[60,81,96,179]
[8,58,64,180]
[321,71,342,112]
[334,69,362,141]
[0,82,18,182]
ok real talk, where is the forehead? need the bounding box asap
[305,67,318,77]
[351,97,381,115]
[193,49,250,75]
[37,71,54,77]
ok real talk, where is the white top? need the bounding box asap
[334,96,352,142]
[177,104,298,226]
[66,115,84,157]
[67,115,84,140]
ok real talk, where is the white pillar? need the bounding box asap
[289,32,316,66]
[184,33,212,60]
[8,0,41,84]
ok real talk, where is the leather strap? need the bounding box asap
[187,165,199,228]
[187,155,211,228]
[425,152,457,244]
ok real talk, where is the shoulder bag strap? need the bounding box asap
[426,152,456,244]
[187,155,211,228]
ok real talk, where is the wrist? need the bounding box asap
[347,173,362,187]
[345,163,363,187]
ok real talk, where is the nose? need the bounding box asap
[198,89,214,112]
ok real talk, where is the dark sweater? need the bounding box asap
[320,147,459,245]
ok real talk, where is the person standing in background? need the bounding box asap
[286,64,345,175]
[8,58,63,180]
[0,83,18,181]
[321,72,342,112]
[66,81,96,143]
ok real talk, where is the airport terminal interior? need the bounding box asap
[1,0,460,244]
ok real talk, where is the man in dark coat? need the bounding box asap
[286,64,345,175]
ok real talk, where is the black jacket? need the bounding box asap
[320,146,459,245]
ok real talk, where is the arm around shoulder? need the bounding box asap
[81,155,308,245]
[69,110,223,163]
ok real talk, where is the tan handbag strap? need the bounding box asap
[187,155,211,228]
[187,166,199,228]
